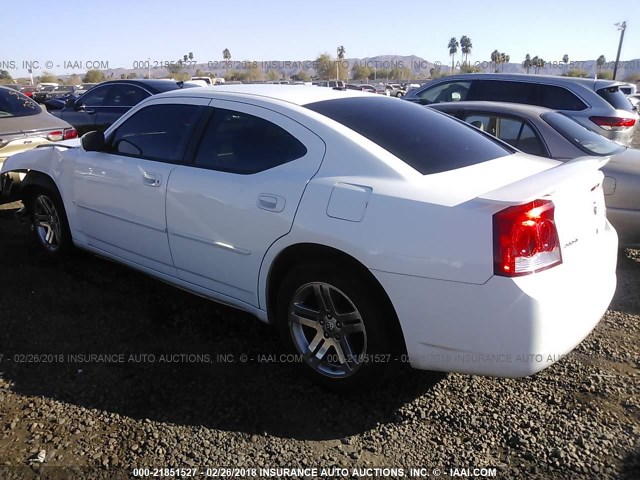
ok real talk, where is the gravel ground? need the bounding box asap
[0,134,639,480]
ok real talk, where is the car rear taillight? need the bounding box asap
[64,128,78,139]
[493,199,562,277]
[46,131,64,141]
[589,116,636,131]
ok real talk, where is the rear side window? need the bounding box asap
[597,86,634,112]
[464,113,548,157]
[469,80,538,105]
[415,81,471,103]
[194,108,307,174]
[110,104,204,163]
[306,97,511,175]
[539,85,587,111]
[0,88,41,117]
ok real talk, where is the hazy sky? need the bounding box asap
[2,0,639,77]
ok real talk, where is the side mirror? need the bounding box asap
[81,131,105,152]
[65,97,75,108]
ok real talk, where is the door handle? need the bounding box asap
[143,172,161,187]
[257,194,285,212]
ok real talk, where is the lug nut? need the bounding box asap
[334,334,340,340]
[324,333,329,338]
[319,320,324,325]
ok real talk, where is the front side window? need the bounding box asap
[110,104,204,163]
[194,108,307,174]
[0,89,41,117]
[415,81,471,104]
[79,85,111,107]
[104,84,149,107]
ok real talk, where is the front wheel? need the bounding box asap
[29,189,72,257]
[277,263,394,392]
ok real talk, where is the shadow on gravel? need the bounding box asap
[0,217,443,441]
[609,249,640,316]
[620,449,640,480]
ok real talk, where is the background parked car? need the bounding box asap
[404,73,639,146]
[47,79,196,136]
[430,100,640,247]
[0,86,77,176]
[385,83,406,97]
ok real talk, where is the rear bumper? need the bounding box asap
[373,222,618,377]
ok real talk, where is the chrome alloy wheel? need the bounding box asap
[33,194,62,252]
[289,282,367,378]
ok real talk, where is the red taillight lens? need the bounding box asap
[46,130,64,141]
[493,200,562,277]
[64,128,78,139]
[589,116,636,130]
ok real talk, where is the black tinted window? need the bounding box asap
[306,97,510,175]
[0,88,41,117]
[539,85,586,110]
[80,85,111,107]
[469,80,538,104]
[194,108,307,174]
[104,84,149,107]
[111,104,204,163]
[597,86,634,112]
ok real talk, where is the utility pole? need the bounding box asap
[613,21,627,80]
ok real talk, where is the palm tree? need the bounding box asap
[336,45,346,81]
[524,54,532,74]
[596,55,606,72]
[460,36,472,65]
[223,48,231,61]
[562,54,569,69]
[502,54,510,72]
[448,37,459,73]
[491,49,500,72]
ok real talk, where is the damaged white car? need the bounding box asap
[0,85,618,391]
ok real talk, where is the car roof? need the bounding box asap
[154,84,370,106]
[429,101,554,117]
[424,73,626,90]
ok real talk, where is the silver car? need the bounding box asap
[404,73,639,145]
[430,101,640,248]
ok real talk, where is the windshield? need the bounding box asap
[0,88,42,117]
[541,111,625,156]
[306,96,511,175]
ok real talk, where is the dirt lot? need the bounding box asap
[0,136,639,479]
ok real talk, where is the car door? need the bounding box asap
[72,98,208,275]
[60,84,112,135]
[166,101,326,307]
[95,83,150,133]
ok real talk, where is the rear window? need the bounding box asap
[0,88,41,117]
[541,111,625,156]
[305,96,511,175]
[597,86,634,112]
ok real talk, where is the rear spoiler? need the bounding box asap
[480,155,610,204]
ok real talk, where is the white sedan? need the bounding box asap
[0,85,618,391]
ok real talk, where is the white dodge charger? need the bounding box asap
[0,85,618,391]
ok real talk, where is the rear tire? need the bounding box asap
[277,262,393,392]
[28,188,72,258]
